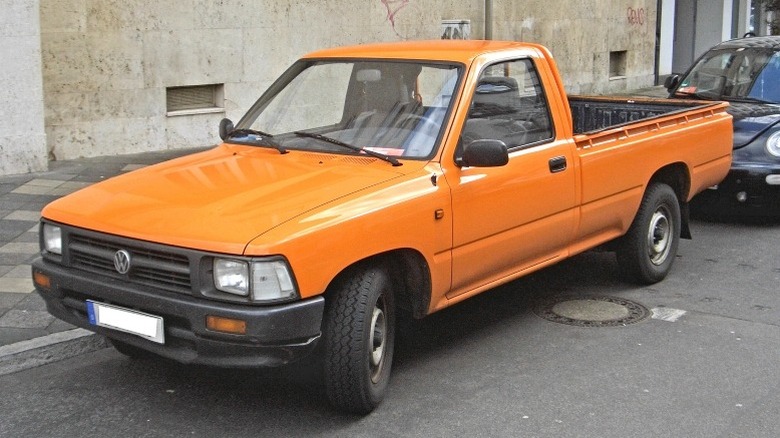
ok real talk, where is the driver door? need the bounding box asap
[448,58,577,298]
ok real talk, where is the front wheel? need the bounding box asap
[616,183,681,284]
[322,265,395,414]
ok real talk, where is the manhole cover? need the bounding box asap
[534,296,650,327]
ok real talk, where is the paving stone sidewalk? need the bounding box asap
[0,148,204,352]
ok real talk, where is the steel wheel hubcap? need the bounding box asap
[647,207,672,265]
[368,301,386,382]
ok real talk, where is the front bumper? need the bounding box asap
[32,257,324,367]
[691,164,780,216]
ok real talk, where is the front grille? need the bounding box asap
[69,235,192,293]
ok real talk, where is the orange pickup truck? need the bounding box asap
[33,40,732,413]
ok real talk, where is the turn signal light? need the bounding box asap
[33,272,51,289]
[206,315,247,335]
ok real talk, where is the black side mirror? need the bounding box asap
[664,74,680,92]
[219,118,234,141]
[459,139,509,167]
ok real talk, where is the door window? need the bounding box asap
[460,59,553,152]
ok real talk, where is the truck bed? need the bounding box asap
[569,96,708,134]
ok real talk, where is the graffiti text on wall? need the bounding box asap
[627,7,645,25]
[381,0,411,38]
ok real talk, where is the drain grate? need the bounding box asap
[533,295,650,327]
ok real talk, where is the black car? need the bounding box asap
[665,36,780,216]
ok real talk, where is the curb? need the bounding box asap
[0,329,109,376]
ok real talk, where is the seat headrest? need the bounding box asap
[472,76,520,113]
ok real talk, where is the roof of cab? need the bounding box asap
[302,40,542,64]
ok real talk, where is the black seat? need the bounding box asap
[463,76,527,146]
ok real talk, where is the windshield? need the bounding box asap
[674,47,780,103]
[232,60,462,159]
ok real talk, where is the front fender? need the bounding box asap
[244,165,453,302]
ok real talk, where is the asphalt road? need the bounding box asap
[1,217,778,437]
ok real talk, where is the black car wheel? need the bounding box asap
[617,183,681,284]
[322,265,396,414]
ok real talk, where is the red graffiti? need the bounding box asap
[381,0,411,38]
[627,7,645,25]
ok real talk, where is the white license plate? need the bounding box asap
[86,300,165,344]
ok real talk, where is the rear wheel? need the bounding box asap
[323,265,395,414]
[617,183,681,284]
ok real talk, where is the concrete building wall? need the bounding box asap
[485,0,658,94]
[670,0,750,73]
[658,0,677,78]
[0,0,47,175]
[32,0,658,166]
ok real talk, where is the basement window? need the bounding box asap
[609,51,627,79]
[166,84,225,116]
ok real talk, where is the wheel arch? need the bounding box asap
[647,162,692,239]
[324,249,432,320]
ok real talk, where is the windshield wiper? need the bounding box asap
[293,131,401,166]
[228,128,287,154]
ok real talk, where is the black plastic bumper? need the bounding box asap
[691,165,780,216]
[32,257,324,367]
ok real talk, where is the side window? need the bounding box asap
[461,59,553,151]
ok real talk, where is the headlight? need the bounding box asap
[214,259,250,296]
[767,131,780,157]
[42,224,62,255]
[213,258,297,302]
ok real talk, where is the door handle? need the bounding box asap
[549,156,567,173]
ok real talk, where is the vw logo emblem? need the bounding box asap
[113,250,132,274]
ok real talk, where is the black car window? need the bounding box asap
[459,59,553,154]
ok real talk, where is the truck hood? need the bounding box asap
[42,145,413,254]
[727,102,780,148]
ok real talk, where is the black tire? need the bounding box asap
[616,183,681,284]
[323,265,395,414]
[109,338,156,360]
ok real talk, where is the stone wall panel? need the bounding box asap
[0,0,38,37]
[0,135,48,174]
[142,28,243,88]
[85,0,196,32]
[1,0,47,175]
[165,114,222,150]
[47,116,166,160]
[39,0,86,33]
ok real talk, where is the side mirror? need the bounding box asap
[664,74,680,92]
[219,118,234,141]
[459,139,509,167]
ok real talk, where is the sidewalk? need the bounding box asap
[0,148,203,374]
